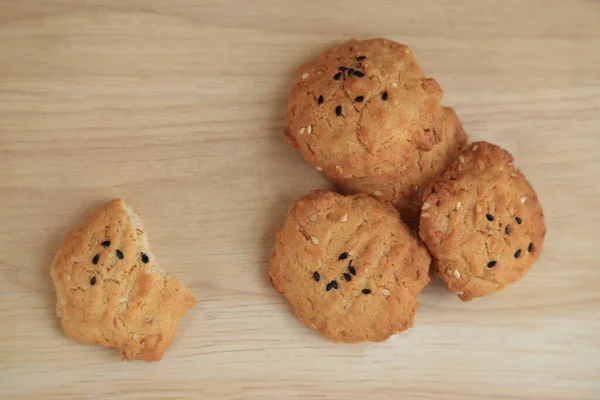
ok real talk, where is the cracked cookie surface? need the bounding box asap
[50,199,197,361]
[269,190,431,342]
[332,106,467,226]
[419,142,546,301]
[283,38,444,180]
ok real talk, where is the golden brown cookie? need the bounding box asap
[50,200,197,361]
[269,190,431,342]
[283,38,444,180]
[332,106,467,226]
[419,142,546,301]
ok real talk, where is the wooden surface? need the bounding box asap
[1,1,599,399]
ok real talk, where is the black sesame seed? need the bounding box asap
[318,95,324,105]
[487,260,497,268]
[362,289,372,294]
[348,69,355,76]
[335,105,342,116]
[486,214,495,221]
[354,96,364,102]
[334,72,342,80]
[101,241,111,247]
[349,265,356,275]
[141,252,149,264]
[505,225,511,235]
[514,249,522,258]
[338,252,349,260]
[356,56,367,61]
[338,66,348,71]
[332,280,338,289]
[90,276,97,286]
[313,271,320,282]
[92,254,99,264]
[326,280,338,291]
[515,216,522,224]
[528,242,534,252]
[354,71,365,77]
[116,249,124,260]
[382,91,389,101]
[343,273,352,281]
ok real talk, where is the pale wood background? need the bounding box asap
[1,1,599,399]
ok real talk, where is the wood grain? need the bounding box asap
[1,1,599,399]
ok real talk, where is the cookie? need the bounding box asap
[269,190,431,342]
[50,200,197,361]
[283,38,444,180]
[419,142,546,301]
[332,106,467,226]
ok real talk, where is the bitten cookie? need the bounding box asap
[419,142,546,301]
[283,38,444,180]
[269,191,431,342]
[50,200,197,361]
[332,106,467,225]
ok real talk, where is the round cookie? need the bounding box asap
[332,106,467,226]
[283,38,444,180]
[419,142,546,301]
[269,190,431,342]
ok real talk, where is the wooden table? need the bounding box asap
[1,1,599,399]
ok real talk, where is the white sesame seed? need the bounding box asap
[421,213,430,218]
[335,165,341,170]
[133,334,138,340]
[477,159,486,171]
[456,291,464,295]
[301,72,310,79]
[404,49,410,54]
[453,269,461,279]
[476,204,482,213]
[382,289,390,296]
[311,236,319,245]
[374,190,383,196]
[510,172,519,178]
[145,268,151,274]
[60,298,66,305]
[456,201,462,210]
[458,155,465,164]
[119,297,128,303]
[520,196,527,204]
[391,82,398,88]
[422,202,431,210]
[309,214,317,222]
[316,166,323,171]
[66,274,71,281]
[347,174,354,179]
[472,144,479,151]
[340,213,348,223]
[307,125,312,134]
[299,127,305,135]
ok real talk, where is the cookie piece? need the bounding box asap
[283,38,444,180]
[419,142,546,301]
[50,200,197,361]
[332,106,467,226]
[269,190,431,342]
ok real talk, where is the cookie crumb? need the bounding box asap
[453,269,461,279]
[445,269,453,277]
[311,236,320,245]
[60,298,66,305]
[340,213,348,222]
[299,127,305,135]
[476,204,482,213]
[301,72,310,79]
[520,196,527,204]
